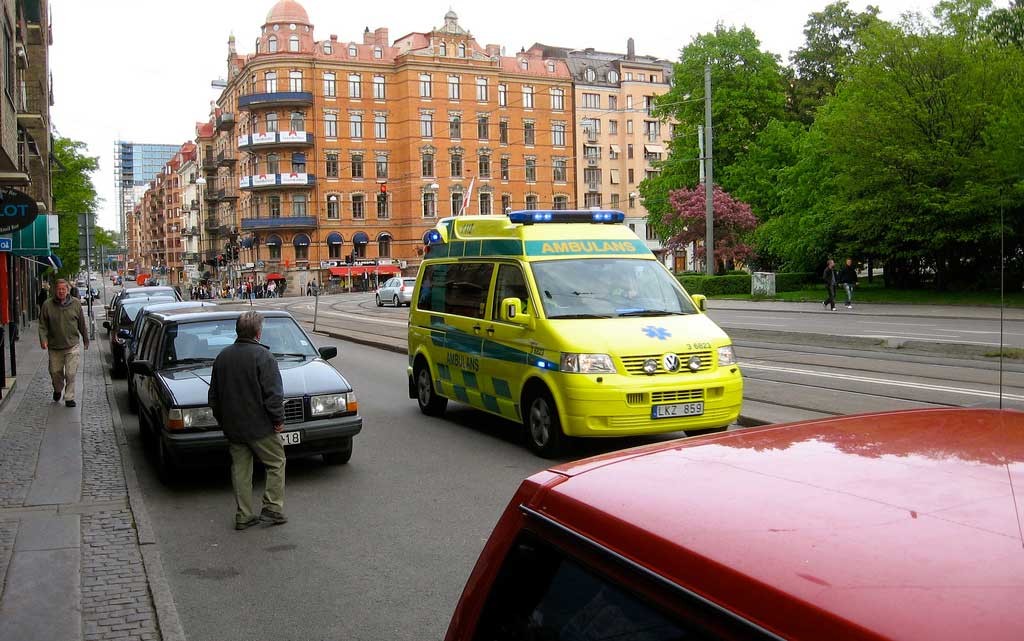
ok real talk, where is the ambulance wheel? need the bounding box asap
[376,294,383,307]
[416,362,447,417]
[524,388,564,458]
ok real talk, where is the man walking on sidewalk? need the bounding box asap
[839,258,858,309]
[38,278,89,407]
[208,311,288,530]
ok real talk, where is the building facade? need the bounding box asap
[530,40,676,267]
[114,141,180,273]
[206,0,575,293]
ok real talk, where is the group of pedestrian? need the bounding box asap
[823,258,858,311]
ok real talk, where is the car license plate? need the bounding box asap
[651,402,704,419]
[279,431,301,446]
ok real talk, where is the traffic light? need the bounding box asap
[345,254,353,265]
[379,182,387,194]
[217,254,225,267]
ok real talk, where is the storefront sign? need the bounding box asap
[0,189,40,234]
[237,135,251,148]
[239,176,251,189]
[0,237,11,252]
[251,174,277,187]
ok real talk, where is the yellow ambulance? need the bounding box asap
[407,210,743,457]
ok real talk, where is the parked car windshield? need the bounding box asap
[530,258,698,319]
[120,298,175,324]
[160,317,318,367]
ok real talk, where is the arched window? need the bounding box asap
[289,70,303,92]
[265,71,277,93]
[439,42,447,56]
[289,35,299,52]
[268,36,278,53]
[377,233,392,258]
[457,43,466,58]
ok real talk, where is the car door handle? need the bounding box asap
[472,324,481,334]
[486,327,495,336]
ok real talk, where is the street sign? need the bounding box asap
[0,237,11,252]
[0,189,40,234]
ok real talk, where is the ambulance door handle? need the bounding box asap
[485,326,495,336]
[473,324,482,334]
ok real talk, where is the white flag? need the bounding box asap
[460,177,475,216]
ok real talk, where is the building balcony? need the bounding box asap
[218,188,238,201]
[217,150,237,166]
[181,226,198,238]
[237,131,315,150]
[201,157,218,172]
[183,252,200,262]
[204,218,221,232]
[240,216,317,231]
[237,91,314,111]
[239,173,316,191]
[204,190,221,203]
[216,112,235,132]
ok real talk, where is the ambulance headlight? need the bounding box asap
[717,345,737,367]
[560,353,616,374]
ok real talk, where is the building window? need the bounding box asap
[525,158,537,183]
[476,78,488,101]
[584,145,600,160]
[584,167,601,186]
[553,158,567,182]
[478,155,491,178]
[626,95,633,110]
[582,93,600,109]
[327,196,340,218]
[645,120,660,142]
[629,193,636,208]
[266,112,279,132]
[420,74,432,98]
[290,110,304,130]
[325,113,337,138]
[324,41,333,55]
[351,154,364,178]
[608,70,619,83]
[265,71,277,93]
[585,68,596,83]
[609,120,618,135]
[498,84,508,107]
[324,72,336,97]
[378,234,392,257]
[349,45,357,57]
[448,75,460,100]
[267,153,280,174]
[268,36,278,53]
[479,193,492,215]
[326,152,339,178]
[423,192,437,217]
[523,121,535,146]
[547,61,556,73]
[477,115,489,140]
[374,115,387,139]
[551,88,565,111]
[439,41,447,56]
[450,153,463,177]
[289,35,299,52]
[552,123,566,147]
[610,193,620,208]
[329,242,341,259]
[628,168,635,183]
[373,46,383,59]
[499,120,509,144]
[291,153,306,173]
[499,193,510,213]
[526,195,538,209]
[585,193,602,207]
[354,242,367,260]
[449,115,461,139]
[609,95,618,110]
[520,59,528,70]
[349,74,361,98]
[522,86,534,109]
[625,72,633,81]
[554,195,569,210]
[458,42,466,58]
[421,153,435,177]
[500,157,510,180]
[352,194,365,219]
[289,70,303,92]
[376,194,389,219]
[292,194,307,216]
[269,243,282,260]
[269,195,282,217]
[420,113,434,137]
[373,75,386,99]
[451,192,464,216]
[350,114,363,139]
[376,154,388,179]
[627,143,634,159]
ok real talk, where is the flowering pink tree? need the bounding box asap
[664,185,758,272]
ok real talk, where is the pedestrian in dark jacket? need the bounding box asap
[208,311,287,530]
[839,258,858,308]
[822,259,837,311]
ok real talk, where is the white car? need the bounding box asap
[376,277,416,307]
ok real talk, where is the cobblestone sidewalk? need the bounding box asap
[0,336,166,641]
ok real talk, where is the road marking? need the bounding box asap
[860,321,937,327]
[853,334,1005,347]
[742,361,1024,401]
[300,310,407,327]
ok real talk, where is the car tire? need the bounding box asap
[393,295,400,307]
[376,294,383,307]
[127,382,138,413]
[323,438,353,465]
[156,434,178,484]
[684,426,728,437]
[415,362,448,417]
[524,387,565,458]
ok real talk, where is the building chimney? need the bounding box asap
[363,27,373,45]
[627,37,635,60]
[330,34,338,42]
[486,44,500,57]
[374,28,389,46]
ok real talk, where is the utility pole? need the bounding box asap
[83,212,95,340]
[703,61,714,276]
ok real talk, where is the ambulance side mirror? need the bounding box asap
[691,294,707,312]
[500,297,531,326]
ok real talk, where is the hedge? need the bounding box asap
[677,274,751,296]
[774,272,817,292]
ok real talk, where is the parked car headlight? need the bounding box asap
[717,345,737,367]
[311,392,357,416]
[168,406,218,430]
[560,353,616,374]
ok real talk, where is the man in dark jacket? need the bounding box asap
[208,311,287,530]
[839,258,858,309]
[822,259,837,311]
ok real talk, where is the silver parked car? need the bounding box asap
[376,277,416,307]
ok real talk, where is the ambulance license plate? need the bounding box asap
[652,402,704,419]
[279,431,301,446]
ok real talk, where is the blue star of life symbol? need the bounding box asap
[643,326,672,340]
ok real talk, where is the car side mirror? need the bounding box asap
[500,297,531,326]
[102,321,111,330]
[129,360,153,377]
[691,294,707,312]
[318,346,338,360]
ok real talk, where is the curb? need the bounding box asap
[0,377,16,414]
[98,340,187,641]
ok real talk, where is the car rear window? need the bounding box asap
[403,278,416,286]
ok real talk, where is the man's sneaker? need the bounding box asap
[53,391,61,401]
[260,508,288,525]
[65,400,76,408]
[235,517,261,531]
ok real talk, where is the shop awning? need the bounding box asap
[328,265,401,277]
[609,144,621,154]
[326,232,343,245]
[352,231,369,244]
[265,234,282,246]
[644,144,664,154]
[293,233,311,246]
[240,236,254,249]
[266,272,285,280]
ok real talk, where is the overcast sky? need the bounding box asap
[51,0,948,230]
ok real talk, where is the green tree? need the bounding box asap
[51,137,100,279]
[640,25,788,240]
[788,2,882,123]
[982,0,1024,47]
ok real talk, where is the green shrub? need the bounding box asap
[677,274,751,296]
[678,275,706,294]
[775,272,817,292]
